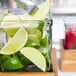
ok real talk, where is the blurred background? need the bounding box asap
[50,0,76,49]
[0,0,17,8]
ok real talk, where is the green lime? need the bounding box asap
[37,21,45,33]
[25,40,40,49]
[38,47,48,52]
[1,15,39,36]
[20,47,46,72]
[21,0,50,20]
[0,22,39,36]
[18,53,31,65]
[1,56,24,70]
[40,36,48,47]
[26,29,42,43]
[0,28,28,55]
[1,14,21,25]
[2,27,19,36]
[1,14,21,36]
[41,51,49,63]
[25,40,33,47]
[0,55,10,64]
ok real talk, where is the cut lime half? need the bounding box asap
[20,47,46,72]
[27,29,42,43]
[40,36,48,47]
[21,0,50,20]
[0,28,28,55]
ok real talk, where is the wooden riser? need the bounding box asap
[61,49,76,72]
[0,48,58,76]
[0,72,55,76]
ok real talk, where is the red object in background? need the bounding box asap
[64,27,76,49]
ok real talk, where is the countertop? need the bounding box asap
[56,49,76,76]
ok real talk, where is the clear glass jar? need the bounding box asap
[0,20,52,72]
[63,17,76,49]
[0,0,52,72]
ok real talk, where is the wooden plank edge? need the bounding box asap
[0,72,55,76]
[61,48,76,72]
[52,48,58,76]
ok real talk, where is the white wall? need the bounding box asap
[52,16,65,49]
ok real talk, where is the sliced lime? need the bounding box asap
[1,14,21,26]
[18,53,31,65]
[40,36,48,47]
[25,40,40,49]
[21,0,50,20]
[27,29,42,43]
[0,55,10,64]
[37,21,45,32]
[41,51,49,63]
[20,47,46,72]
[0,28,28,55]
[38,48,49,63]
[1,56,24,70]
[1,14,21,36]
[1,14,39,36]
[3,27,19,36]
[38,47,48,53]
[25,40,33,47]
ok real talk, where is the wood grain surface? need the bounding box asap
[61,49,76,71]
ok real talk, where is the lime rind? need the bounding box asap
[20,47,46,72]
[1,56,24,70]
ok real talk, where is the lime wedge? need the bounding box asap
[40,36,48,47]
[18,53,31,65]
[41,51,49,63]
[0,22,38,36]
[27,29,42,43]
[1,14,21,26]
[21,0,50,20]
[25,40,41,49]
[37,21,45,32]
[1,56,24,70]
[0,55,10,64]
[1,14,39,36]
[1,14,21,36]
[0,28,28,55]
[20,47,46,72]
[2,27,19,37]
